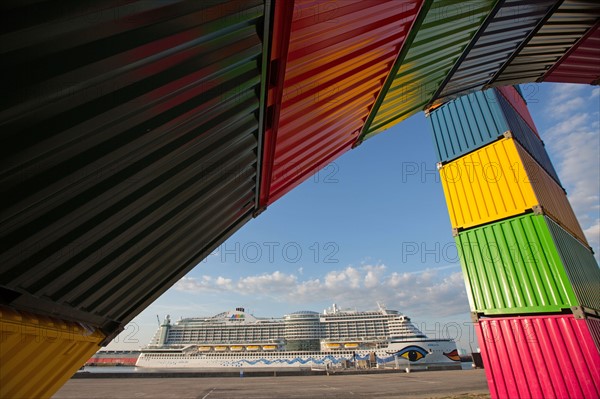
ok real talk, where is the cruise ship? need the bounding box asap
[136,304,460,369]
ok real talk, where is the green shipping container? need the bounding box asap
[456,213,600,315]
[358,0,497,141]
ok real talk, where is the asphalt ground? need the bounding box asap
[53,369,489,399]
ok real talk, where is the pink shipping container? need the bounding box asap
[476,314,600,399]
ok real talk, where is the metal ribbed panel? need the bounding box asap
[545,217,600,311]
[493,0,600,85]
[440,138,587,245]
[495,85,540,137]
[456,214,599,315]
[359,0,497,141]
[514,142,587,245]
[440,137,538,230]
[476,315,600,399]
[428,90,507,163]
[260,0,423,205]
[435,0,557,102]
[428,88,560,185]
[0,306,104,399]
[457,214,575,315]
[544,21,600,84]
[586,316,600,353]
[496,93,561,186]
[0,1,265,336]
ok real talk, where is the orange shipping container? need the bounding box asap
[439,137,587,245]
[260,0,424,206]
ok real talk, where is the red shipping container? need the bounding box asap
[476,314,600,399]
[544,22,600,85]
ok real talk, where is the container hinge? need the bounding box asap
[452,228,460,237]
[470,312,480,323]
[582,307,600,318]
[571,306,585,319]
[503,131,513,139]
[253,206,267,218]
[436,162,443,170]
[531,205,544,215]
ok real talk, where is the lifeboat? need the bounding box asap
[214,346,227,351]
[198,346,211,352]
[262,345,277,350]
[344,343,359,348]
[246,345,260,351]
[326,343,341,349]
[230,346,243,351]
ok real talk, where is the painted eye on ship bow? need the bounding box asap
[396,346,428,362]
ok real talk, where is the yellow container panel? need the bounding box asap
[440,137,588,246]
[440,137,537,230]
[513,142,587,246]
[0,306,104,399]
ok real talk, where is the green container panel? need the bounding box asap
[359,0,498,141]
[545,216,600,313]
[456,213,600,315]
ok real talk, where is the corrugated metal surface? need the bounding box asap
[496,93,560,185]
[440,137,536,230]
[456,213,599,315]
[435,0,557,102]
[514,142,587,245]
[545,216,600,311]
[0,1,266,336]
[440,138,587,246]
[359,0,498,141]
[544,21,600,84]
[587,316,600,353]
[496,85,539,136]
[0,306,104,399]
[476,314,600,399]
[493,0,600,86]
[260,0,424,205]
[428,90,509,162]
[513,84,526,102]
[428,88,560,186]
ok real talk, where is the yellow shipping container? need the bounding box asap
[439,137,587,245]
[0,306,104,399]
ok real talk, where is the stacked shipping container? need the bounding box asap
[428,87,600,399]
[259,0,424,206]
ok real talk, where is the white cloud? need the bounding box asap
[547,84,588,118]
[542,85,600,257]
[175,264,469,317]
[236,271,297,295]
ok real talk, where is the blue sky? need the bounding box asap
[107,83,599,353]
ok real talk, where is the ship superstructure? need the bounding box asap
[137,304,460,369]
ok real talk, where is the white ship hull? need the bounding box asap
[136,340,459,369]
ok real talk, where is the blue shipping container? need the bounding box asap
[427,88,561,187]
